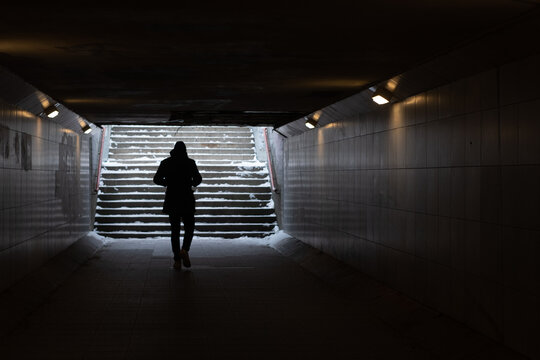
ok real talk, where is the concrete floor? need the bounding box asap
[0,237,527,360]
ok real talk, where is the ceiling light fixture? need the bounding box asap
[80,121,92,134]
[371,87,392,105]
[43,104,59,118]
[305,116,318,129]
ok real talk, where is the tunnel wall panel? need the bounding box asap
[281,54,540,358]
[0,69,100,293]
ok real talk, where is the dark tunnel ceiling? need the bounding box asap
[1,1,539,126]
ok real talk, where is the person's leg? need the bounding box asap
[180,213,195,268]
[181,213,195,252]
[169,214,181,261]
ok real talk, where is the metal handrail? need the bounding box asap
[94,126,106,193]
[263,128,277,192]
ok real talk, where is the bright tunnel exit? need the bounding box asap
[94,125,277,240]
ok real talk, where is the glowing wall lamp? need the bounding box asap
[80,121,92,134]
[304,111,321,129]
[371,87,392,105]
[43,104,59,118]
[81,123,92,134]
[305,116,318,129]
[78,117,92,134]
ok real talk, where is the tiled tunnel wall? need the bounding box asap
[281,53,540,358]
[0,99,99,293]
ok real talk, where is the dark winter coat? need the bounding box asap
[153,148,202,215]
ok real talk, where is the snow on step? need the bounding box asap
[95,125,277,239]
[98,193,272,201]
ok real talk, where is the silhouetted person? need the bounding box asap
[153,141,202,270]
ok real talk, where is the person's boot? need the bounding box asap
[180,249,191,268]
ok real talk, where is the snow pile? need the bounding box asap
[86,230,114,245]
[264,229,296,248]
[232,229,291,246]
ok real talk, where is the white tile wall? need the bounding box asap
[0,102,94,292]
[281,54,540,359]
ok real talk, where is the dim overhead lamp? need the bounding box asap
[44,104,59,118]
[304,116,318,129]
[371,87,392,105]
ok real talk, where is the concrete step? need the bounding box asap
[98,193,272,201]
[97,199,271,208]
[107,153,256,161]
[97,231,272,239]
[99,185,270,198]
[111,126,251,133]
[95,215,276,224]
[95,223,276,232]
[110,136,254,144]
[111,142,254,149]
[111,131,252,138]
[109,148,254,155]
[111,128,251,134]
[102,164,266,172]
[103,158,266,167]
[96,207,275,216]
[101,178,269,187]
[101,171,268,179]
[99,185,270,193]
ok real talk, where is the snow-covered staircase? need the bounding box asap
[95,125,277,238]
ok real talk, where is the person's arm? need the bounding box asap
[153,162,167,186]
[191,161,202,187]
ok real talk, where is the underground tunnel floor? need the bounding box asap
[0,237,527,360]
